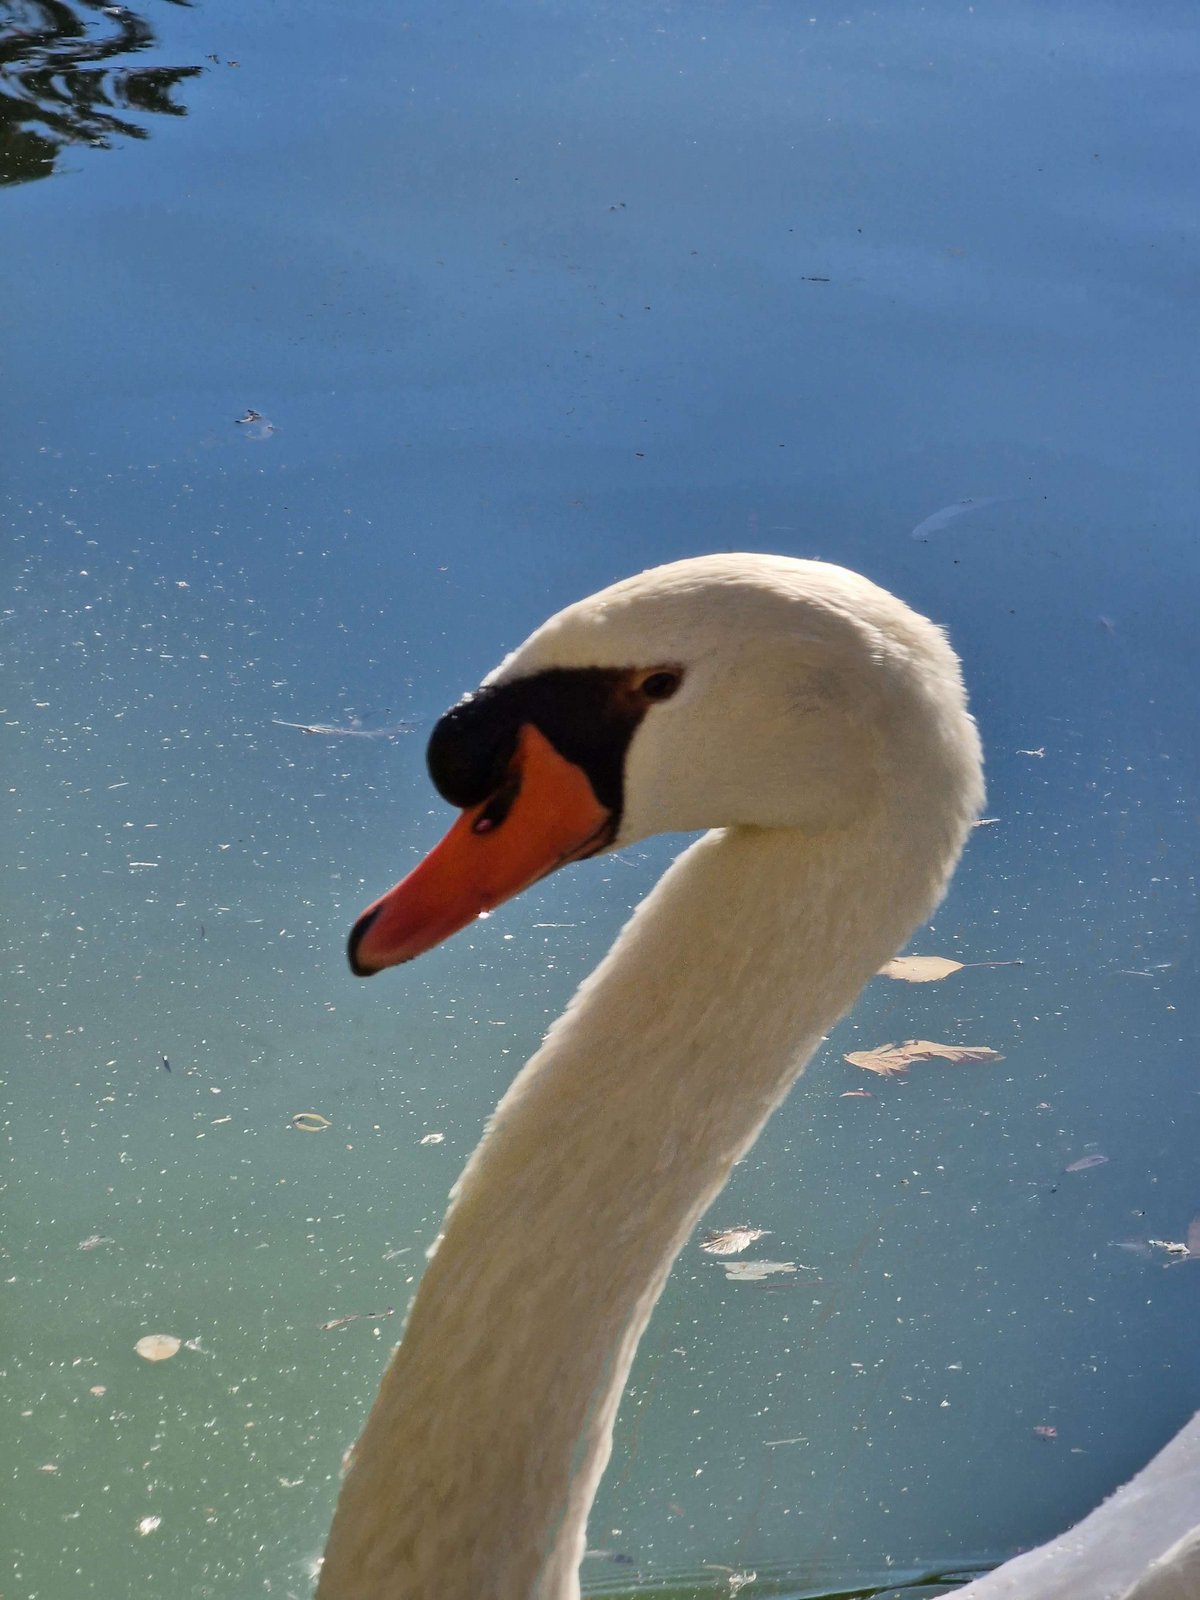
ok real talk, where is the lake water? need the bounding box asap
[2,2,1197,1596]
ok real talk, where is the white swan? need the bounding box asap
[318,554,984,1599]
[314,551,1197,1600]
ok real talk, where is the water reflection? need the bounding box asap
[0,0,200,185]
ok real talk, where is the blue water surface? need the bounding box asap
[2,2,1198,1596]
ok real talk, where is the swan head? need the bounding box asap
[349,554,983,975]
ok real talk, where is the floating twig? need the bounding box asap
[320,1308,397,1332]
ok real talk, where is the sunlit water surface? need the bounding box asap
[2,2,1197,1596]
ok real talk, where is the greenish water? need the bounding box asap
[2,2,1198,1596]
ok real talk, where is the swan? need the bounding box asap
[316,552,1200,1600]
[317,552,988,1599]
[317,553,984,1596]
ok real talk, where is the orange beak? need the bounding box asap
[348,723,613,976]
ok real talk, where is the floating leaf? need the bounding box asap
[1148,1238,1191,1260]
[916,1040,1006,1064]
[1064,1153,1109,1173]
[879,956,964,982]
[844,1045,911,1077]
[878,956,1022,983]
[723,1260,800,1282]
[700,1226,769,1257]
[845,1039,1005,1076]
[290,1111,331,1133]
[134,1334,181,1362]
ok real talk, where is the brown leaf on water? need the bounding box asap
[844,1044,912,1076]
[845,1039,1005,1076]
[854,1047,912,1076]
[910,1039,1005,1065]
[700,1226,770,1256]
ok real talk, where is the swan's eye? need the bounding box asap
[471,772,521,835]
[640,670,682,702]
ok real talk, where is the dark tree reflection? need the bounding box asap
[1,0,201,186]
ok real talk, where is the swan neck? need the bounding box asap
[317,818,956,1600]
